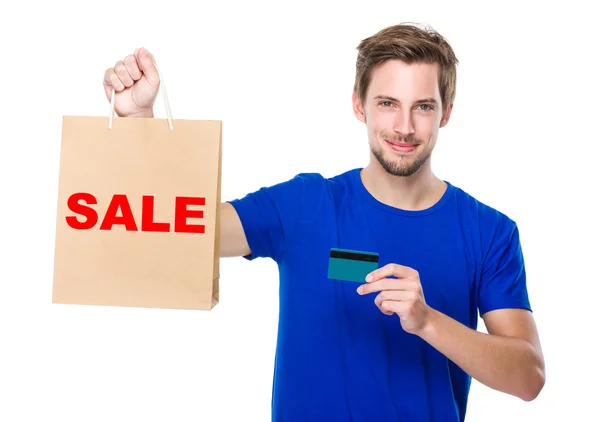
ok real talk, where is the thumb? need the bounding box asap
[134,47,160,88]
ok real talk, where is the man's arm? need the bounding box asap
[101,48,296,260]
[417,307,545,401]
[359,263,546,402]
[219,202,251,258]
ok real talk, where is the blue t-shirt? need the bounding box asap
[228,168,531,422]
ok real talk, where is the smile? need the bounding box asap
[385,140,417,153]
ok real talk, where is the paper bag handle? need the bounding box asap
[109,59,174,132]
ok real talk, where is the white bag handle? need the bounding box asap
[109,59,173,132]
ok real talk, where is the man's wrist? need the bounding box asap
[127,109,154,118]
[416,306,441,340]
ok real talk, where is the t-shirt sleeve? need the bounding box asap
[478,214,532,316]
[226,173,321,263]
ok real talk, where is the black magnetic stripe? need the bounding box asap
[330,250,379,262]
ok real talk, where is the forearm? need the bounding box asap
[417,308,545,401]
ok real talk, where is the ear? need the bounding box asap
[439,103,453,128]
[352,91,366,123]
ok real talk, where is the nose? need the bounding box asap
[392,109,415,137]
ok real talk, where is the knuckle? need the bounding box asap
[114,62,129,77]
[109,74,124,90]
[124,55,141,77]
[124,54,136,65]
[114,65,133,87]
[104,68,115,83]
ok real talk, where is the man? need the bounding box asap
[104,23,545,422]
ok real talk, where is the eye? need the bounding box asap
[379,101,393,108]
[418,104,434,111]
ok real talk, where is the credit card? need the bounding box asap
[327,248,379,283]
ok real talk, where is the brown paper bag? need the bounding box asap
[52,113,222,311]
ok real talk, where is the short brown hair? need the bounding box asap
[354,23,459,112]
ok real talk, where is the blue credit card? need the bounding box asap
[327,248,379,283]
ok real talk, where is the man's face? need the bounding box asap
[353,60,452,177]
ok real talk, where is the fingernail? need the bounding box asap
[357,286,363,294]
[366,275,373,282]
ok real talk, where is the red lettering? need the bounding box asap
[175,197,205,233]
[66,192,98,230]
[141,195,170,232]
[99,194,138,231]
[65,193,206,233]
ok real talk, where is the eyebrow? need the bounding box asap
[374,95,439,106]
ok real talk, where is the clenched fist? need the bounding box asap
[103,47,160,118]
[358,263,432,335]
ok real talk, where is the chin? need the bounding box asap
[372,145,430,177]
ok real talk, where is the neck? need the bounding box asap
[360,159,447,211]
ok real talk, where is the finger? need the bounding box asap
[114,60,134,88]
[103,68,114,100]
[357,278,395,295]
[366,263,416,282]
[374,290,418,310]
[380,307,394,316]
[123,54,142,81]
[380,300,410,316]
[375,291,416,315]
[103,68,125,100]
[357,277,413,295]
[134,47,160,88]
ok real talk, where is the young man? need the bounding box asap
[104,23,545,422]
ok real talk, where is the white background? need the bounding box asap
[1,0,598,420]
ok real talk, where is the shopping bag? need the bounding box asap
[52,77,222,310]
